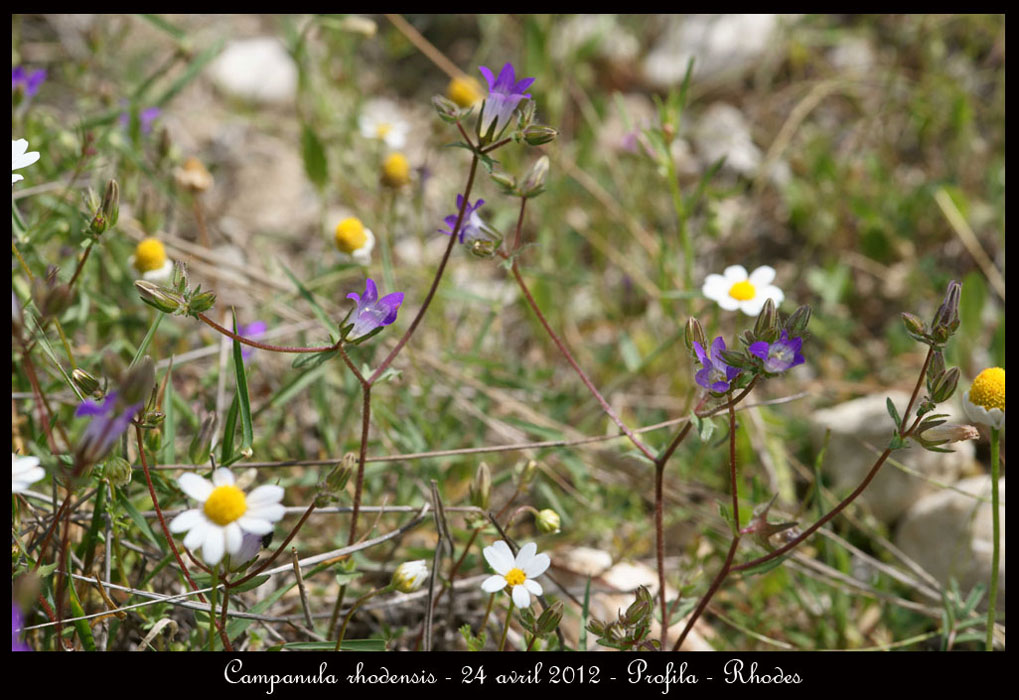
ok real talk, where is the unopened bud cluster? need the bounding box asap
[135,262,216,318]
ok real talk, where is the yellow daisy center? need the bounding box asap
[381,153,410,188]
[335,217,368,253]
[133,238,167,273]
[203,485,247,526]
[375,123,392,139]
[504,568,527,587]
[728,280,756,301]
[447,76,483,108]
[969,367,1005,412]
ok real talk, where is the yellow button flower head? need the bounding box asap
[447,75,483,108]
[334,217,375,265]
[963,367,1005,429]
[131,237,173,281]
[381,152,411,188]
[169,467,285,566]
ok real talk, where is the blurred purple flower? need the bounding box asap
[12,604,30,652]
[748,331,804,374]
[12,66,46,97]
[438,195,495,245]
[345,278,403,341]
[75,392,142,465]
[238,321,268,362]
[478,63,534,138]
[119,105,162,134]
[693,336,742,393]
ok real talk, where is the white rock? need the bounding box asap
[643,14,783,87]
[692,103,761,177]
[208,37,297,106]
[811,391,974,523]
[896,476,1005,611]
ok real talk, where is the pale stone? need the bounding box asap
[811,391,974,523]
[208,37,297,106]
[692,103,762,177]
[896,475,1005,611]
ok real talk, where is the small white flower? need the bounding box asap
[358,99,410,150]
[392,560,429,593]
[702,264,784,316]
[12,138,40,184]
[481,540,550,608]
[169,468,285,566]
[12,453,45,494]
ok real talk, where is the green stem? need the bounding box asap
[986,426,1001,651]
[498,598,515,651]
[335,586,388,651]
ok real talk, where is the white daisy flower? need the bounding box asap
[358,99,410,150]
[169,468,285,566]
[392,560,429,593]
[12,138,40,184]
[702,264,784,316]
[129,237,174,281]
[962,367,1005,430]
[481,540,550,608]
[12,453,45,494]
[334,217,376,266]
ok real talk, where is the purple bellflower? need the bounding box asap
[478,63,534,138]
[12,67,47,97]
[345,278,404,341]
[693,337,742,393]
[75,392,143,466]
[12,604,31,651]
[439,195,496,245]
[238,321,268,362]
[748,331,804,374]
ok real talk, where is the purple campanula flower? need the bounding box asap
[748,331,804,374]
[478,63,534,138]
[12,604,30,652]
[75,392,143,466]
[12,66,46,97]
[693,336,742,393]
[238,321,268,362]
[438,195,496,245]
[118,105,162,134]
[345,278,404,341]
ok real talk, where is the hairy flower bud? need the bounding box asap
[391,560,429,593]
[521,124,558,146]
[536,508,561,534]
[919,422,979,445]
[536,600,564,635]
[519,459,539,487]
[785,305,812,336]
[188,412,217,466]
[187,289,217,315]
[101,179,120,230]
[753,297,779,341]
[135,280,182,314]
[901,312,928,342]
[930,367,961,403]
[104,455,133,488]
[489,170,517,194]
[930,280,962,340]
[684,317,707,357]
[521,155,550,197]
[470,462,492,510]
[432,95,463,124]
[72,368,101,397]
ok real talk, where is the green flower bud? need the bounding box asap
[391,560,429,593]
[519,459,539,487]
[31,267,72,318]
[930,280,961,340]
[930,366,961,403]
[470,461,491,510]
[901,312,928,342]
[489,170,517,194]
[135,280,182,314]
[684,318,707,357]
[432,95,462,124]
[145,426,162,453]
[785,305,812,336]
[753,298,779,341]
[468,239,499,259]
[104,455,133,488]
[536,508,561,534]
[521,125,558,146]
[188,412,217,465]
[72,368,101,397]
[926,351,946,393]
[536,600,564,635]
[187,289,217,316]
[521,155,550,197]
[101,179,120,230]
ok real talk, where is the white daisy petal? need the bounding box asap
[203,527,226,565]
[178,473,213,502]
[484,540,515,574]
[748,265,776,286]
[183,518,210,550]
[717,295,741,311]
[481,575,508,593]
[522,552,550,578]
[169,509,203,533]
[245,502,286,523]
[739,299,767,317]
[723,265,749,282]
[512,584,532,609]
[236,516,274,535]
[142,260,174,282]
[246,484,284,507]
[523,578,543,596]
[701,274,728,300]
[211,468,235,487]
[759,285,784,305]
[224,522,243,555]
[515,542,538,568]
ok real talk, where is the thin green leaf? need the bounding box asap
[231,311,254,457]
[131,313,164,368]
